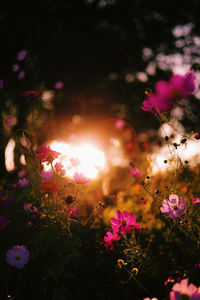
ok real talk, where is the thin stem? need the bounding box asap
[125,267,152,297]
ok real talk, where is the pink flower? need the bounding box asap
[142,72,196,114]
[0,79,4,88]
[66,207,80,218]
[74,172,90,184]
[12,64,19,72]
[17,50,27,61]
[70,157,81,167]
[17,178,29,187]
[6,245,29,269]
[18,71,25,79]
[54,162,65,176]
[111,210,141,235]
[143,298,158,300]
[54,81,64,89]
[160,194,186,218]
[41,170,53,182]
[192,198,200,205]
[24,203,37,213]
[18,169,26,178]
[130,168,141,177]
[6,116,17,127]
[104,231,120,250]
[170,279,200,300]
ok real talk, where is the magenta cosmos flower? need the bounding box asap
[104,231,120,250]
[12,64,19,72]
[17,178,29,187]
[41,170,53,182]
[111,210,141,235]
[54,81,64,89]
[170,279,200,300]
[17,50,27,61]
[192,198,200,205]
[130,168,141,177]
[74,172,90,184]
[142,72,196,114]
[160,194,186,218]
[6,245,29,269]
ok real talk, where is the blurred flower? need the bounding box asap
[142,72,196,114]
[0,191,14,209]
[17,178,29,187]
[160,194,186,218]
[18,169,26,178]
[66,207,80,218]
[170,278,200,299]
[6,116,17,127]
[74,172,90,184]
[0,215,7,231]
[0,79,4,88]
[38,148,61,165]
[180,186,187,193]
[41,170,53,182]
[70,157,81,167]
[133,183,143,192]
[6,245,29,269]
[17,50,27,61]
[130,168,141,177]
[40,181,58,194]
[111,210,141,235]
[18,71,25,79]
[104,231,120,250]
[192,198,200,205]
[54,81,64,89]
[12,64,19,72]
[24,203,37,213]
[54,162,65,176]
[194,133,200,140]
[22,90,42,100]
[24,203,33,212]
[143,298,158,300]
[142,199,148,205]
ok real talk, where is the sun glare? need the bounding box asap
[46,141,106,179]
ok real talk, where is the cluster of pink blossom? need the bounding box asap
[104,210,141,250]
[141,71,196,114]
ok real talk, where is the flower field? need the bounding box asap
[0,50,200,300]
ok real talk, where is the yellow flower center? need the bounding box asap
[15,255,21,261]
[173,205,178,211]
[122,220,126,226]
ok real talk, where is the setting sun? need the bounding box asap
[45,141,106,179]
